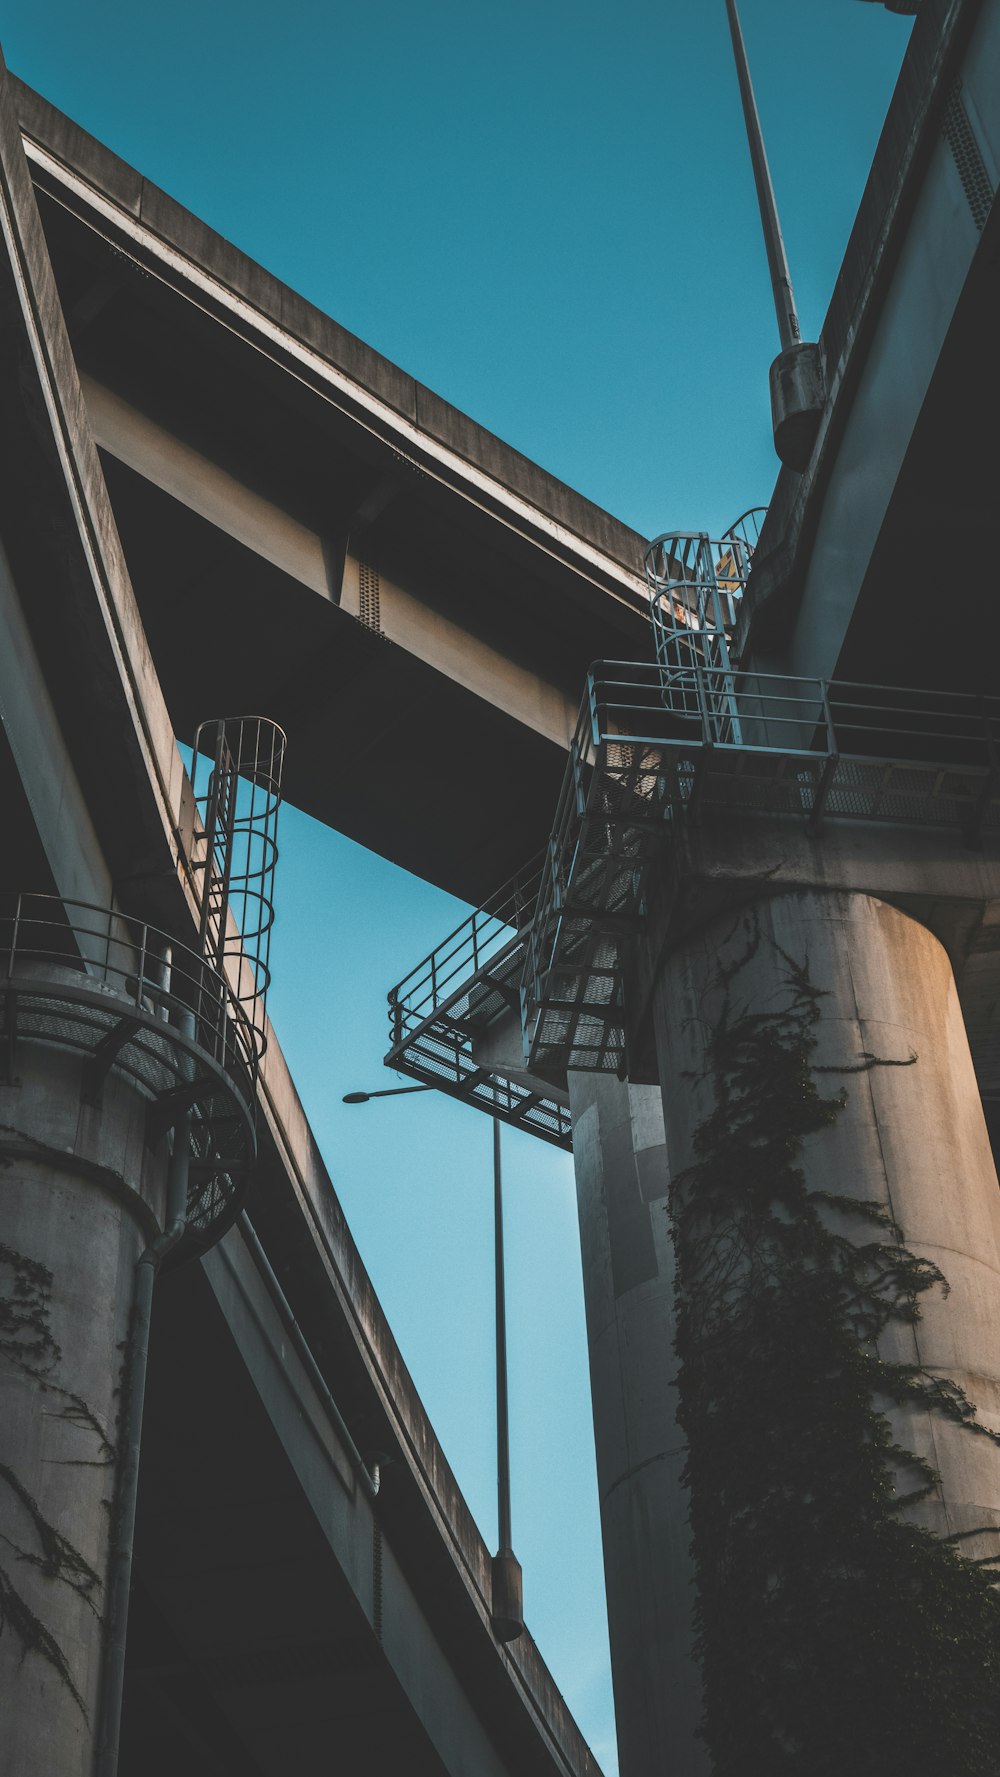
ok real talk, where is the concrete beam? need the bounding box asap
[15,90,649,601]
[83,373,578,755]
[0,40,190,911]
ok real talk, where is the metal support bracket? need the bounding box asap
[146,1077,214,1147]
[686,743,714,825]
[806,752,840,836]
[81,1015,143,1106]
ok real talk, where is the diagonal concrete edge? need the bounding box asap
[0,39,185,904]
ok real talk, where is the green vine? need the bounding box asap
[671,915,1000,1775]
[0,1241,59,1379]
[0,1243,112,1714]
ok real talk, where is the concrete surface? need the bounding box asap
[0,1038,169,1777]
[568,1074,706,1777]
[651,891,1000,1560]
[740,0,997,688]
[0,41,608,1774]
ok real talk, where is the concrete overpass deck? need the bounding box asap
[12,73,655,904]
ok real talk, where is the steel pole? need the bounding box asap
[493,1117,513,1553]
[724,0,801,352]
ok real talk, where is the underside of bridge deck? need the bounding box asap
[124,1257,448,1777]
[14,76,653,904]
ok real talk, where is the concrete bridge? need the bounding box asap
[382,3,1000,1772]
[11,66,651,906]
[2,1,1000,1773]
[0,42,645,1777]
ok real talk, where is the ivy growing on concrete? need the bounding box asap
[0,1242,110,1714]
[670,917,1000,1776]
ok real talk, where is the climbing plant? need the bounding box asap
[670,915,1000,1776]
[0,1241,109,1714]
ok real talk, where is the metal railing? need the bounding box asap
[0,896,262,1244]
[574,662,1000,767]
[385,855,572,1149]
[1,894,260,1087]
[522,663,1000,1075]
[389,852,543,1049]
[388,659,1000,1102]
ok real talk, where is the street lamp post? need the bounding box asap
[724,0,826,470]
[490,1116,523,1641]
[343,1085,524,1641]
[724,0,800,353]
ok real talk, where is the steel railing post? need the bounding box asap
[819,679,836,755]
[695,663,712,748]
[588,671,601,754]
[9,893,20,977]
[136,921,147,1007]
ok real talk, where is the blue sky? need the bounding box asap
[3,3,913,1768]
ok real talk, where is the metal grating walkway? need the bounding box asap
[385,855,572,1150]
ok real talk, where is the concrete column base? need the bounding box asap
[0,1044,168,1777]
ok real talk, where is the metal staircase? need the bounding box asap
[382,506,999,1129]
[521,665,1000,1077]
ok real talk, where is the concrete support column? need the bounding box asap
[650,889,1000,1557]
[0,1042,168,1777]
[568,1073,706,1777]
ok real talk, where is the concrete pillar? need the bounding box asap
[568,1073,707,1777]
[0,1035,168,1777]
[651,889,1000,1559]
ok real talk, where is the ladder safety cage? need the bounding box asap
[643,509,767,744]
[191,717,286,1060]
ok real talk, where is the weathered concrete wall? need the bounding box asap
[568,1074,706,1777]
[0,1040,168,1777]
[651,891,1000,1554]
